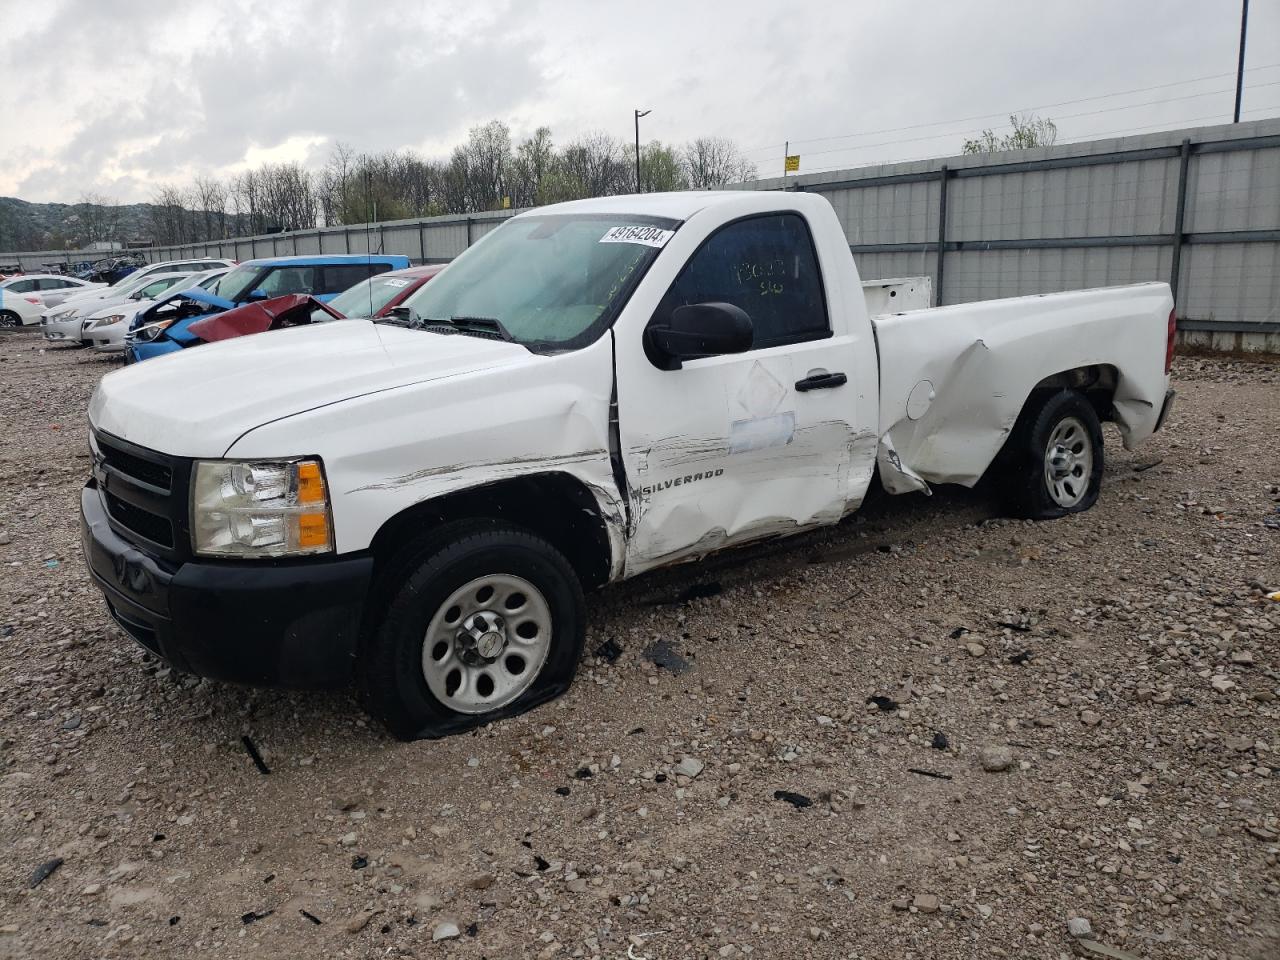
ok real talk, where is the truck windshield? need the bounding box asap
[399,214,679,350]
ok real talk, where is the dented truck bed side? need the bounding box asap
[872,282,1173,494]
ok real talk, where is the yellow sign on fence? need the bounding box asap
[502,196,512,209]
[785,155,800,172]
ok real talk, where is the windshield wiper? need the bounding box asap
[415,315,514,342]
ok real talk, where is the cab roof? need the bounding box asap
[522,191,774,222]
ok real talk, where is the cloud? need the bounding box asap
[1,0,1278,203]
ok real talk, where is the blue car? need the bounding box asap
[126,254,410,362]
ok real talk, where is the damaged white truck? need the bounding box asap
[82,191,1176,738]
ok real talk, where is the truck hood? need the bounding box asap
[90,320,530,456]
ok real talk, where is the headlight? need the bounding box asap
[131,318,174,342]
[191,458,333,558]
[53,308,77,320]
[86,314,125,330]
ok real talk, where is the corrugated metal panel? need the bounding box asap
[1184,147,1280,232]
[827,180,938,245]
[1179,241,1280,324]
[944,247,1172,305]
[947,157,1179,241]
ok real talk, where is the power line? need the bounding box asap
[788,103,1280,178]
[785,79,1280,162]
[747,60,1280,156]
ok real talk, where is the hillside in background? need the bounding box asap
[0,196,168,252]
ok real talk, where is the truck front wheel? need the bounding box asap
[1000,389,1104,519]
[359,520,586,740]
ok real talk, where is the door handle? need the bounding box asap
[794,371,847,392]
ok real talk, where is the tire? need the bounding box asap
[999,389,1104,519]
[0,311,21,328]
[359,519,586,740]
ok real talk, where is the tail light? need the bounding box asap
[23,295,41,305]
[1165,308,1176,374]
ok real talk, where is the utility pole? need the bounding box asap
[634,109,651,193]
[1234,0,1249,122]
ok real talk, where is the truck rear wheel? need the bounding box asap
[359,520,586,740]
[1000,389,1104,519]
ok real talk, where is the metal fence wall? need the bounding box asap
[741,118,1280,348]
[4,118,1277,347]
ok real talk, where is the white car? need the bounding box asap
[42,271,203,343]
[0,274,103,326]
[50,258,235,318]
[86,269,228,353]
[76,273,207,350]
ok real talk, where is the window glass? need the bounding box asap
[328,274,411,317]
[655,213,829,350]
[37,278,67,290]
[259,266,318,296]
[137,278,183,299]
[8,279,38,293]
[323,263,390,294]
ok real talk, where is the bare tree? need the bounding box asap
[682,137,757,189]
[550,132,629,201]
[148,184,192,245]
[963,114,1058,154]
[459,120,512,211]
[191,176,228,241]
[511,127,554,208]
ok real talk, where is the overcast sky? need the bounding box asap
[3,0,1278,204]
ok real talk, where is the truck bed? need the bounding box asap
[871,282,1173,493]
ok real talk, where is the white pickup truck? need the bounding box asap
[82,191,1176,738]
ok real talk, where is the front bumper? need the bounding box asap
[41,315,85,342]
[80,481,373,687]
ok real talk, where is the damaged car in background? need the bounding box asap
[124,253,409,361]
[126,264,443,354]
[80,191,1175,739]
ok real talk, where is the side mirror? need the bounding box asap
[645,302,753,370]
[386,305,412,321]
[245,288,268,302]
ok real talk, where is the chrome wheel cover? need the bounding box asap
[421,573,553,714]
[1043,416,1093,508]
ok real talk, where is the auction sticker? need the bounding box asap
[599,225,674,248]
[382,278,410,288]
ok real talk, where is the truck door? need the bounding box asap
[615,212,866,576]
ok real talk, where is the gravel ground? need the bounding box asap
[0,329,1277,960]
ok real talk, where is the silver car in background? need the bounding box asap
[85,269,228,353]
[42,272,196,344]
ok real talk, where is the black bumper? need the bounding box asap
[80,482,373,687]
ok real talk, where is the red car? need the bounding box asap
[186,264,444,345]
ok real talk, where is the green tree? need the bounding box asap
[963,114,1058,154]
[639,141,688,192]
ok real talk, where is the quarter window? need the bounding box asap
[655,213,830,351]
